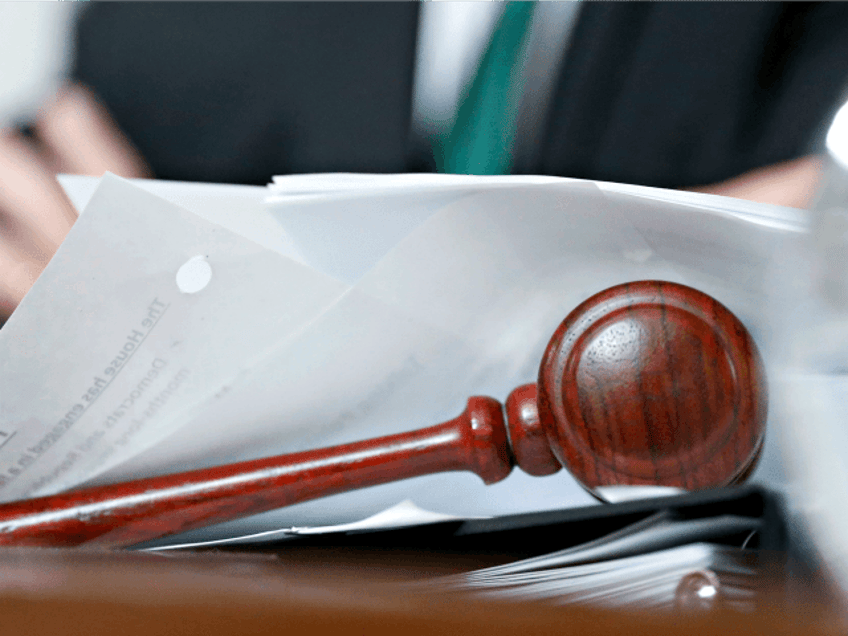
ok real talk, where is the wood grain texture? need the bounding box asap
[0,548,825,636]
[0,397,510,548]
[504,384,561,476]
[536,280,767,490]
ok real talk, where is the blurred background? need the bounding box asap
[4,0,848,619]
[0,3,77,129]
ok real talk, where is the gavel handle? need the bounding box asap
[0,397,512,548]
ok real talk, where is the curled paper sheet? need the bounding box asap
[0,174,346,500]
[146,499,479,551]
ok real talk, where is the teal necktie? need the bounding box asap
[437,2,536,175]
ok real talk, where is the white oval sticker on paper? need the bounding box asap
[176,255,212,294]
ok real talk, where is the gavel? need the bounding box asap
[0,281,767,549]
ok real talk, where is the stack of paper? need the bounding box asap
[0,172,802,542]
[409,506,762,612]
[448,542,758,612]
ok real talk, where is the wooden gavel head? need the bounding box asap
[503,280,767,494]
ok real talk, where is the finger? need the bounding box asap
[0,131,75,320]
[686,155,825,209]
[0,237,44,321]
[35,82,153,180]
[0,131,77,255]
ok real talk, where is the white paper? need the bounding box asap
[57,174,305,263]
[264,175,598,285]
[286,499,474,534]
[0,171,799,544]
[267,172,563,196]
[0,174,346,500]
[146,499,478,551]
[268,171,805,233]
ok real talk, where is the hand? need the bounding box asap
[0,83,151,323]
[686,155,825,209]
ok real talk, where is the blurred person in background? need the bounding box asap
[1,2,848,321]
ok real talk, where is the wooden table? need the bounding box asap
[0,545,841,636]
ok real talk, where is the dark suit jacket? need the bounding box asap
[72,2,848,189]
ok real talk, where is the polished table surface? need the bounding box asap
[0,544,841,636]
